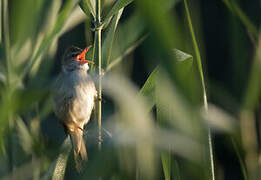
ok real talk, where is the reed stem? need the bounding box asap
[184,0,215,179]
[96,0,102,150]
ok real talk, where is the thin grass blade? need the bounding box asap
[184,1,214,179]
[51,137,71,180]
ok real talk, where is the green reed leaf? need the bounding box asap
[102,8,124,68]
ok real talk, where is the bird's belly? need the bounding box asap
[71,85,96,125]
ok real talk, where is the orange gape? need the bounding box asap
[76,46,94,64]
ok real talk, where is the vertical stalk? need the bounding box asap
[3,0,13,171]
[3,0,11,85]
[183,1,215,180]
[96,0,102,150]
[0,0,2,44]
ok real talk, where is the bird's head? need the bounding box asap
[62,46,94,73]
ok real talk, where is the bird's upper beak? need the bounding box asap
[76,45,94,64]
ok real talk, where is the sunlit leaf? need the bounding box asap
[16,117,33,154]
[242,34,261,109]
[51,137,71,180]
[201,104,238,133]
[161,151,171,180]
[79,0,96,19]
[139,66,159,112]
[173,49,193,78]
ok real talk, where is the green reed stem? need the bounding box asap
[96,0,102,150]
[184,1,215,180]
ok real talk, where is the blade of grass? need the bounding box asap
[184,0,207,111]
[173,159,181,180]
[2,0,11,85]
[102,0,180,30]
[102,0,180,29]
[16,118,33,154]
[1,0,14,168]
[105,11,147,71]
[138,49,192,113]
[161,151,171,180]
[184,1,215,180]
[157,90,172,180]
[136,0,198,110]
[138,66,159,112]
[239,33,261,178]
[49,137,71,180]
[231,137,248,180]
[102,8,124,68]
[0,0,2,44]
[140,50,192,179]
[222,0,258,42]
[242,35,261,110]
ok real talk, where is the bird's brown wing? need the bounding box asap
[53,93,74,122]
[52,73,74,122]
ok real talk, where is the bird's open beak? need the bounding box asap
[76,45,95,64]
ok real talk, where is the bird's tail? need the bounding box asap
[69,127,87,172]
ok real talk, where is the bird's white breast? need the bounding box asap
[54,69,97,127]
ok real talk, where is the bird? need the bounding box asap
[52,45,97,171]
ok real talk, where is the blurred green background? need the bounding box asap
[0,0,261,179]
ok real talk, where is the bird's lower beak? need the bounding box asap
[76,45,94,64]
